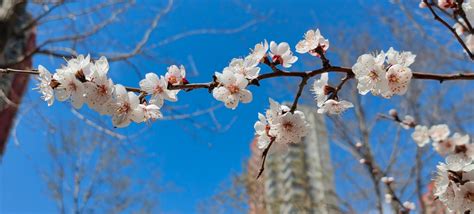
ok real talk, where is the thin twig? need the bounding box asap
[289,76,309,113]
[423,0,474,60]
[256,138,275,179]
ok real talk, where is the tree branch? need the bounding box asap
[256,137,275,179]
[423,0,474,60]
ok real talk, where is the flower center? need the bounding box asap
[227,85,240,94]
[283,121,294,131]
[98,85,108,96]
[168,76,178,84]
[369,70,379,80]
[272,55,283,65]
[455,145,468,154]
[388,74,399,83]
[154,85,164,94]
[68,82,77,91]
[466,191,474,202]
[117,102,131,114]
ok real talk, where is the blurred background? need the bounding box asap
[0,0,473,213]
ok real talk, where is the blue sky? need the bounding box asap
[1,0,465,213]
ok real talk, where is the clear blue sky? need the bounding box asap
[1,0,449,213]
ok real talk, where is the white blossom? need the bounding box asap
[382,64,412,98]
[269,110,309,144]
[227,56,260,79]
[83,57,115,114]
[165,65,187,85]
[434,132,473,158]
[381,176,394,184]
[400,115,415,129]
[454,181,474,212]
[137,103,163,122]
[295,29,329,56]
[403,201,416,211]
[311,73,329,107]
[463,0,474,24]
[438,0,455,9]
[411,125,430,147]
[111,84,144,128]
[254,98,310,149]
[254,113,271,149]
[352,52,388,95]
[434,155,474,212]
[53,69,86,109]
[454,20,466,36]
[139,73,178,107]
[212,69,252,109]
[352,48,415,98]
[419,1,427,8]
[35,65,55,106]
[266,98,290,124]
[269,41,298,68]
[452,133,471,147]
[249,40,269,62]
[466,34,474,54]
[58,54,93,80]
[385,47,416,67]
[429,124,451,142]
[317,99,353,114]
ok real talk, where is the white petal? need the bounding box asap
[239,89,253,103]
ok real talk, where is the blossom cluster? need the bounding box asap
[212,38,302,109]
[212,28,331,110]
[434,154,474,212]
[35,55,188,127]
[35,29,342,130]
[412,124,473,158]
[254,99,310,150]
[388,110,473,212]
[411,122,474,212]
[352,48,416,98]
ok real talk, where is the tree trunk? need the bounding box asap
[0,0,34,157]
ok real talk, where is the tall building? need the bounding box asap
[248,105,339,214]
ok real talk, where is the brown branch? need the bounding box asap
[36,2,133,48]
[256,137,275,179]
[412,71,474,82]
[423,0,474,60]
[2,66,474,94]
[377,113,417,129]
[107,0,174,62]
[289,76,309,113]
[329,73,354,100]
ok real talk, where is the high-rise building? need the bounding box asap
[248,105,339,214]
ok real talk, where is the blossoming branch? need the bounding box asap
[1,27,474,212]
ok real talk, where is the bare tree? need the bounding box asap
[40,122,161,214]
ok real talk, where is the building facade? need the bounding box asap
[248,106,339,214]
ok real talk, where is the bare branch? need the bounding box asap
[423,0,474,60]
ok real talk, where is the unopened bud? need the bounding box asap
[389,109,398,118]
[419,2,427,8]
[381,176,394,184]
[356,142,363,148]
[403,201,416,210]
[359,158,366,164]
